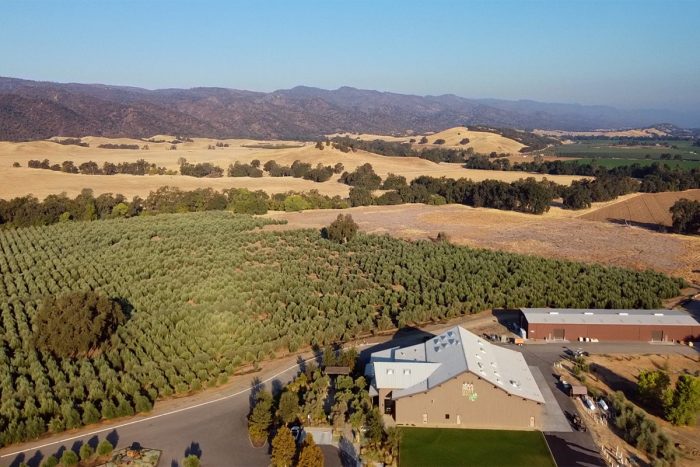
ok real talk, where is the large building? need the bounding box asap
[365,326,545,430]
[519,308,700,342]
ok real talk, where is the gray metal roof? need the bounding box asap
[366,326,545,404]
[521,308,700,326]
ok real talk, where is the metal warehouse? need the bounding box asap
[519,308,700,342]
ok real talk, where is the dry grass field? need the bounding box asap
[264,203,700,284]
[581,189,700,227]
[332,126,527,154]
[0,135,583,199]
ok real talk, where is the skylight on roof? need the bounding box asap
[403,369,411,375]
[386,369,394,375]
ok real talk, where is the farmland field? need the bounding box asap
[554,139,700,161]
[0,135,584,200]
[265,202,700,284]
[399,427,555,467]
[0,211,684,445]
[573,158,700,170]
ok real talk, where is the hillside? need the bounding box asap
[0,77,693,141]
[581,189,700,228]
[337,127,527,154]
[0,136,584,200]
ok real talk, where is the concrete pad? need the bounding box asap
[529,365,572,432]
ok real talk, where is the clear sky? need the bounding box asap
[1,0,698,112]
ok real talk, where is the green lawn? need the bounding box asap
[399,428,555,467]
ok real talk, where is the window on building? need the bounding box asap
[445,413,450,420]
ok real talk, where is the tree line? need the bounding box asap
[463,156,700,208]
[262,160,344,181]
[97,143,142,150]
[0,187,350,228]
[344,174,558,214]
[25,159,170,176]
[330,136,468,163]
[256,354,400,466]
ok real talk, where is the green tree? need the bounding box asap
[324,214,358,244]
[60,450,79,466]
[283,195,311,212]
[248,390,274,445]
[182,455,201,467]
[96,439,114,456]
[297,434,324,467]
[271,426,296,467]
[665,374,700,425]
[637,370,671,409]
[111,202,129,218]
[40,456,59,467]
[670,199,700,234]
[278,391,300,425]
[34,291,125,358]
[348,187,373,207]
[79,443,94,461]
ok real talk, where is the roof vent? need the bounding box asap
[510,380,520,388]
[618,312,629,316]
[549,311,559,315]
[494,372,500,378]
[496,378,503,385]
[475,354,481,360]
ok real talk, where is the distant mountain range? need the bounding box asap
[0,76,696,141]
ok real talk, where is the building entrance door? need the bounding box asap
[651,330,663,342]
[553,328,565,340]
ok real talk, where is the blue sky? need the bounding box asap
[1,0,698,112]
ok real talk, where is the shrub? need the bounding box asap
[60,450,79,466]
[323,214,358,244]
[182,455,201,467]
[41,456,59,467]
[96,439,114,456]
[433,139,446,145]
[79,443,94,461]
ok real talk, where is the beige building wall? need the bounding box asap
[391,373,544,430]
